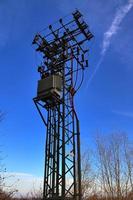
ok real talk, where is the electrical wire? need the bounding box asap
[38,12,73,34]
[75,68,84,93]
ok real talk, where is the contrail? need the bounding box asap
[112,110,133,118]
[87,0,133,86]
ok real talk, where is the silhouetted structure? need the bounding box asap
[33,10,93,200]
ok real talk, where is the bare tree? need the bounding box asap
[0,111,16,200]
[0,111,6,199]
[81,150,96,199]
[95,132,133,200]
[0,111,5,190]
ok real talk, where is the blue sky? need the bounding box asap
[0,0,133,195]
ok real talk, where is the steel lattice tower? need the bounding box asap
[33,10,93,200]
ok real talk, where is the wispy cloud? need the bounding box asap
[112,110,133,118]
[87,0,133,86]
[101,0,133,56]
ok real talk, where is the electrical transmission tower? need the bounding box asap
[33,10,93,200]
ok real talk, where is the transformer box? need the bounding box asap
[37,74,62,102]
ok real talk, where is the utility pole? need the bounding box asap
[33,10,93,200]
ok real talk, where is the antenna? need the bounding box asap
[33,9,93,200]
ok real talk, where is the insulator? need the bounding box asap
[32,34,39,44]
[81,22,88,30]
[59,18,62,23]
[42,38,49,47]
[49,25,52,30]
[44,61,48,66]
[86,60,88,67]
[73,10,82,19]
[81,54,84,62]
[32,39,36,45]
[87,32,94,40]
[77,47,80,55]
[38,66,44,73]
[81,64,84,70]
